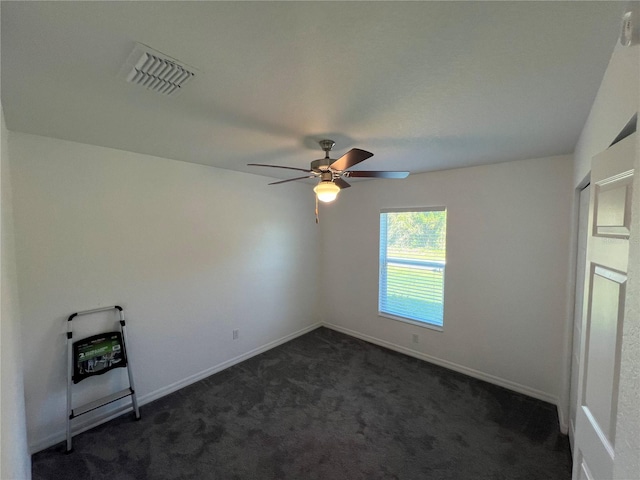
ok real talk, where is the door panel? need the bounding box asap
[576,453,595,480]
[583,266,626,444]
[594,180,632,237]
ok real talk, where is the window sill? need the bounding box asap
[378,312,443,332]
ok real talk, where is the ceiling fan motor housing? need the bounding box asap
[318,171,333,182]
[310,158,333,172]
[311,139,336,172]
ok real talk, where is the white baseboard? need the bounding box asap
[557,404,569,435]
[568,419,575,453]
[30,404,137,454]
[137,322,320,407]
[322,322,560,407]
[30,322,321,454]
[31,320,565,453]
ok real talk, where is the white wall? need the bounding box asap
[9,132,320,451]
[1,109,31,477]
[320,155,573,406]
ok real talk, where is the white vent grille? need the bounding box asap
[121,44,197,96]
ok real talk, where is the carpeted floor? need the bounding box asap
[32,327,572,479]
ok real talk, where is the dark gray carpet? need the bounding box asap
[32,327,571,479]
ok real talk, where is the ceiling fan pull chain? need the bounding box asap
[315,195,319,224]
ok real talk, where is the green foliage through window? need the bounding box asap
[379,208,447,327]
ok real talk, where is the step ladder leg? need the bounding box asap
[66,319,74,452]
[119,309,141,420]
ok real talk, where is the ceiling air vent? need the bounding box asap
[120,43,197,96]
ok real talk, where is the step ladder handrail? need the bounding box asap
[68,305,124,322]
[67,306,125,341]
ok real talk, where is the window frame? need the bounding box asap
[378,206,447,332]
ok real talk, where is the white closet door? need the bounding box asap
[572,133,635,480]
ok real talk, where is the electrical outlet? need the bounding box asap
[412,334,419,344]
[233,329,239,340]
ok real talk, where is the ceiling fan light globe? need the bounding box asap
[314,181,340,203]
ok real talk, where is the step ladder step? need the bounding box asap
[72,388,133,418]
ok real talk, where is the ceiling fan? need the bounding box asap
[248,139,410,204]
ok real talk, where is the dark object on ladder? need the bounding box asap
[66,305,140,453]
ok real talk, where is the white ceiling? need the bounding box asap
[1,1,623,180]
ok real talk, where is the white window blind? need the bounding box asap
[379,208,447,328]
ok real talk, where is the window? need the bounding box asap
[379,208,447,329]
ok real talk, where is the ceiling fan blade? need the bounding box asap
[329,148,374,171]
[248,163,312,173]
[333,177,351,189]
[268,175,315,185]
[345,171,410,179]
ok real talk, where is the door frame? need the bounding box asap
[567,181,591,449]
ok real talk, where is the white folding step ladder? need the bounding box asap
[66,305,140,452]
